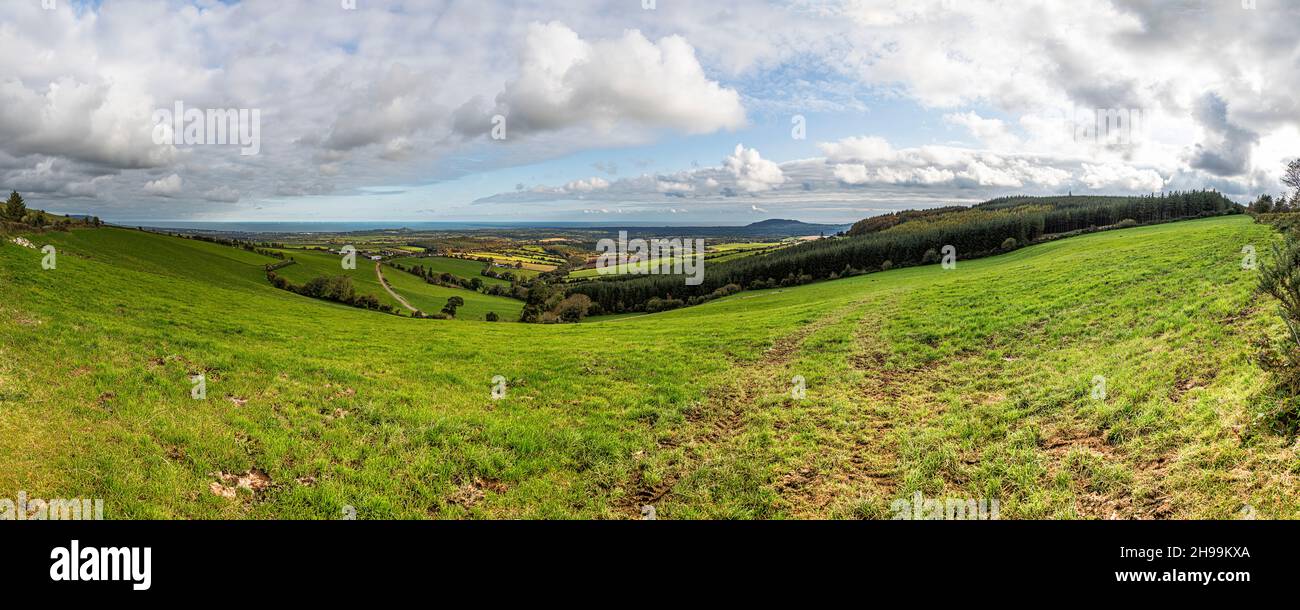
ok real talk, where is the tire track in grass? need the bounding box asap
[763,295,906,518]
[618,297,870,518]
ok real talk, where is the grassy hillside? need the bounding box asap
[1,216,1295,519]
[379,263,523,321]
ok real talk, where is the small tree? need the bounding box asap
[4,191,26,222]
[1284,158,1300,207]
[1252,194,1276,213]
[485,311,499,322]
[554,294,593,322]
[441,295,465,317]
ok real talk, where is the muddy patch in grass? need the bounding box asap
[209,469,272,499]
[445,477,507,509]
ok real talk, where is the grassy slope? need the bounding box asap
[1,216,1295,519]
[379,264,523,321]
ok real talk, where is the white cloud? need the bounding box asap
[656,180,694,194]
[820,136,896,164]
[454,21,746,138]
[725,144,785,192]
[944,112,1021,149]
[143,174,183,197]
[564,177,610,192]
[1080,163,1165,192]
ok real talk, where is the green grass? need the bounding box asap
[392,256,512,287]
[379,264,523,321]
[1,216,1296,519]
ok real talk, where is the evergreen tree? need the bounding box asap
[4,191,26,222]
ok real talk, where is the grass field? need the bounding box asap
[2,216,1296,519]
[393,256,512,287]
[269,248,520,321]
[379,263,523,321]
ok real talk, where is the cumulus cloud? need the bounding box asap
[143,174,183,197]
[564,177,610,192]
[1080,163,1165,192]
[0,77,176,170]
[453,21,745,138]
[725,144,785,192]
[820,136,896,164]
[475,135,1171,212]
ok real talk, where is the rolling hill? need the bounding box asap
[1,216,1295,518]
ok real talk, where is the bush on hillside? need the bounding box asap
[1253,158,1300,436]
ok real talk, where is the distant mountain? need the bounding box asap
[743,219,839,232]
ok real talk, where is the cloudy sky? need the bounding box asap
[3,0,1298,223]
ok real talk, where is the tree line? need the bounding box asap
[265,269,395,314]
[387,260,530,300]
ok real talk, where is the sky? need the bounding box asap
[2,0,1298,224]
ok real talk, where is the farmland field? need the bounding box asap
[268,248,519,320]
[568,240,791,279]
[393,255,514,287]
[2,215,1295,519]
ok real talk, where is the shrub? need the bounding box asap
[554,294,593,322]
[1255,234,1300,435]
[711,283,742,298]
[645,297,684,313]
[1000,237,1017,251]
[485,311,499,322]
[880,260,893,271]
[1116,218,1138,228]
